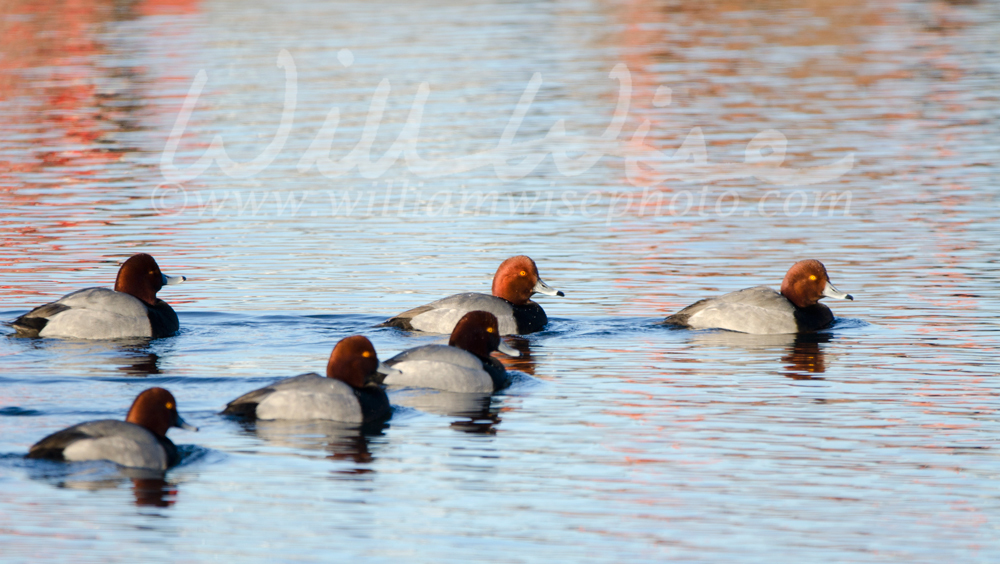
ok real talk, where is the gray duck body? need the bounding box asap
[28,419,179,470]
[663,286,834,334]
[382,344,511,393]
[13,287,179,339]
[380,293,547,335]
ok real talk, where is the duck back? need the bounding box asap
[224,373,366,423]
[15,288,159,339]
[665,286,804,334]
[383,293,516,334]
[384,344,497,393]
[381,293,547,335]
[28,419,174,470]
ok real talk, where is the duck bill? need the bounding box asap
[532,278,565,297]
[174,414,198,432]
[367,361,401,386]
[376,361,401,377]
[821,281,853,301]
[497,341,521,357]
[162,274,186,286]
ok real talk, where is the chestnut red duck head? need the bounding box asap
[491,256,563,306]
[779,259,853,309]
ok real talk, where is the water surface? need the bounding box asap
[1,0,999,562]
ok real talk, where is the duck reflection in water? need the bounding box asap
[686,331,832,380]
[390,388,502,435]
[117,349,162,377]
[496,336,537,376]
[10,335,164,376]
[130,476,177,507]
[30,464,179,507]
[781,333,831,380]
[241,419,383,468]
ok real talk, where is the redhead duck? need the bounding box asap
[662,259,853,334]
[378,311,521,393]
[27,388,197,470]
[222,336,396,423]
[12,253,185,339]
[379,256,563,335]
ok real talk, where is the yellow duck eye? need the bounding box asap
[519,270,527,277]
[809,275,817,281]
[486,327,495,333]
[165,402,174,410]
[362,351,371,358]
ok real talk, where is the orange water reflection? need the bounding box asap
[0,0,202,303]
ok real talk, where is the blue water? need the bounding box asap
[2,0,1000,562]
